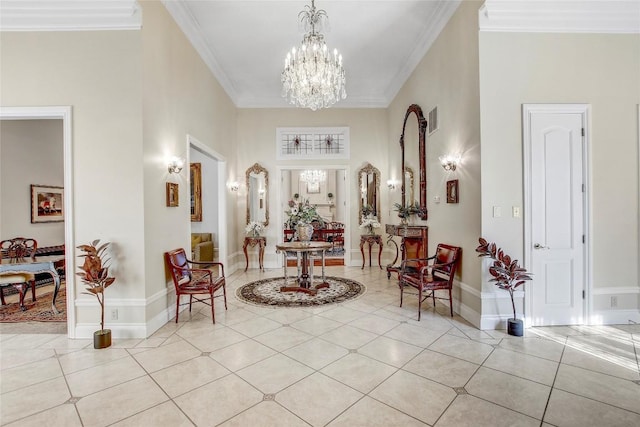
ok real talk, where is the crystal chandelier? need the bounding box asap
[281,0,346,111]
[299,170,327,183]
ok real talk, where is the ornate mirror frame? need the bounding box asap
[190,163,202,222]
[358,162,381,224]
[400,104,427,219]
[245,163,269,226]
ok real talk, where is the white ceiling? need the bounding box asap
[164,1,461,109]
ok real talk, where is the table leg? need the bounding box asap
[243,242,249,272]
[316,249,329,290]
[368,242,372,267]
[51,272,61,314]
[259,242,264,271]
[360,239,366,269]
[378,241,383,269]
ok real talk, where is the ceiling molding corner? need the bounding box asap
[0,0,142,31]
[384,0,462,103]
[479,0,640,34]
[162,0,239,106]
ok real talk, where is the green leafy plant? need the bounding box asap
[393,201,421,219]
[76,240,116,331]
[285,199,324,228]
[475,237,532,320]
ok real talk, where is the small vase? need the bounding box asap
[94,329,112,349]
[507,318,524,336]
[296,224,314,242]
[251,230,259,238]
[367,225,375,235]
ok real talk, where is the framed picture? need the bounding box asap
[31,184,64,223]
[446,179,459,204]
[190,163,202,221]
[166,182,179,207]
[306,181,320,194]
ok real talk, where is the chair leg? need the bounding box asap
[210,291,216,324]
[189,295,193,312]
[222,283,227,310]
[399,281,404,307]
[418,287,422,321]
[0,287,5,305]
[30,280,36,302]
[175,294,180,323]
[17,284,27,311]
[449,288,454,317]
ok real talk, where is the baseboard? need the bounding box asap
[589,309,640,325]
[75,323,148,340]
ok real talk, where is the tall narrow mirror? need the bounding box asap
[358,162,380,223]
[190,163,202,222]
[400,104,427,218]
[404,167,414,206]
[246,163,269,226]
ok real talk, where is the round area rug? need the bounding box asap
[236,276,366,308]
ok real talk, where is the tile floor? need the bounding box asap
[1,266,639,426]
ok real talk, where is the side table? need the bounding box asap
[360,234,383,269]
[243,236,266,271]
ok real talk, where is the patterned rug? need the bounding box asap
[0,287,66,322]
[236,276,366,308]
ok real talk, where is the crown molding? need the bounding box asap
[162,0,239,106]
[479,0,640,34]
[0,0,141,31]
[384,0,462,103]
[236,94,389,110]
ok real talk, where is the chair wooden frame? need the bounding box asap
[398,243,461,320]
[164,248,227,323]
[0,238,38,310]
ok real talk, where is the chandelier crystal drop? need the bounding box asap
[299,170,327,183]
[281,0,346,111]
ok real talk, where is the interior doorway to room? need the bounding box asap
[188,135,227,266]
[279,167,349,266]
[0,107,73,335]
[523,104,589,326]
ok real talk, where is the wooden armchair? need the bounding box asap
[0,238,38,311]
[398,243,461,320]
[164,248,227,323]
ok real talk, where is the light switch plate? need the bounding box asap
[513,206,521,218]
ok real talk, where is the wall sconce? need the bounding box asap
[439,154,461,171]
[167,156,184,174]
[228,181,240,192]
[387,180,396,190]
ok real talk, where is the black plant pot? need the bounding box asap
[94,329,112,349]
[507,318,523,337]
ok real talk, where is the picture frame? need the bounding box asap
[190,163,202,221]
[166,182,179,207]
[31,184,64,223]
[306,181,320,194]
[446,179,459,204]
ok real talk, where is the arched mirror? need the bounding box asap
[400,104,427,219]
[246,163,269,226]
[404,167,414,206]
[358,162,380,223]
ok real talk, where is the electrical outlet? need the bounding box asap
[611,296,617,308]
[111,309,118,320]
[513,206,521,218]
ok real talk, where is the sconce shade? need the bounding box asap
[168,157,184,174]
[439,154,461,171]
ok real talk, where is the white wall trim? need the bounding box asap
[479,1,640,34]
[589,310,640,325]
[0,0,142,31]
[592,287,640,295]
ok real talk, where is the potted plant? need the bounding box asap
[285,199,323,241]
[359,215,381,235]
[77,240,116,349]
[475,237,532,336]
[393,201,421,225]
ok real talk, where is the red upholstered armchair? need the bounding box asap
[398,243,461,320]
[164,248,227,323]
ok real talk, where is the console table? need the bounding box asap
[243,236,266,272]
[275,241,331,295]
[0,255,64,313]
[360,234,383,269]
[385,224,428,279]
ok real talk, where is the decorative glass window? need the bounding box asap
[276,127,350,160]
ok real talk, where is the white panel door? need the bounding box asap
[528,109,585,325]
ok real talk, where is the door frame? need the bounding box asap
[0,106,75,336]
[522,103,591,326]
[187,134,227,266]
[277,165,351,266]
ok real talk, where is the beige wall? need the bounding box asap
[0,120,64,247]
[236,108,388,266]
[0,29,145,331]
[479,32,640,315]
[388,1,482,316]
[140,1,238,326]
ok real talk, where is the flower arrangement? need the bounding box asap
[393,201,421,219]
[285,199,324,228]
[361,204,375,217]
[359,215,381,235]
[245,221,265,237]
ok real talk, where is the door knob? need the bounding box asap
[533,243,549,249]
